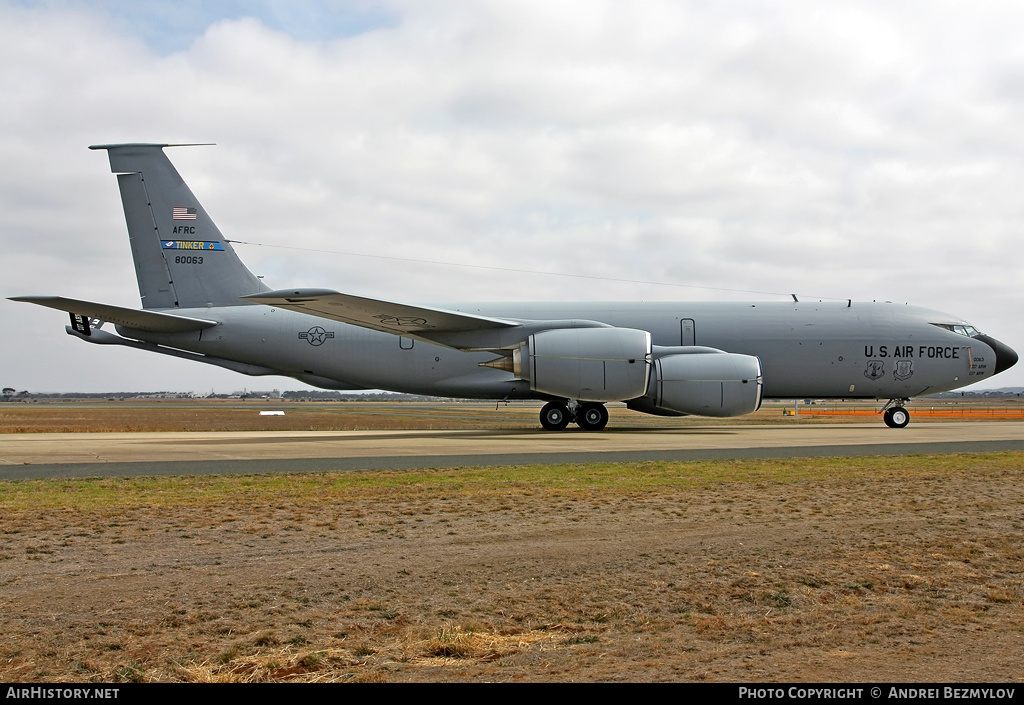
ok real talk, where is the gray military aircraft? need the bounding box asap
[11,144,1019,430]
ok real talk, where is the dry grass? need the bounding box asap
[2,398,1020,434]
[0,454,1003,512]
[2,451,1022,682]
[172,625,569,682]
[0,401,496,433]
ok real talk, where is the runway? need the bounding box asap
[1,421,1020,479]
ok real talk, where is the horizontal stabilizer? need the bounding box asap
[10,296,217,333]
[244,289,517,337]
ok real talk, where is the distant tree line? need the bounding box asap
[0,389,459,402]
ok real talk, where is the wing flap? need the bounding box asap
[244,289,518,337]
[10,296,218,333]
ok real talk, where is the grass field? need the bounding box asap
[1,397,1021,434]
[2,451,1022,682]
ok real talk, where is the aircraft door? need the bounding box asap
[681,318,695,346]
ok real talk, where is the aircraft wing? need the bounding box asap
[244,289,518,339]
[10,296,218,333]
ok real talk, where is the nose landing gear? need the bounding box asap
[880,400,910,428]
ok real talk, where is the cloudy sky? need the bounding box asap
[2,0,1022,393]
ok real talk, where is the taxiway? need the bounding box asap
[1,421,1020,479]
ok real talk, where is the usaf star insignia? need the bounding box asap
[299,326,335,346]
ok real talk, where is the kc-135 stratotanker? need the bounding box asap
[12,144,1018,430]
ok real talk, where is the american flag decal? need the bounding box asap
[172,206,198,220]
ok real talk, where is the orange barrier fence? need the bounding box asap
[788,406,1024,418]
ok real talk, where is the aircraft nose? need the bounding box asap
[975,334,1019,375]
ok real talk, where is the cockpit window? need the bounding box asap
[931,323,982,338]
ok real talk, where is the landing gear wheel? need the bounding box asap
[539,401,571,431]
[883,407,910,428]
[575,402,609,431]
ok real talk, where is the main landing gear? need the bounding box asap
[539,401,609,431]
[880,399,911,428]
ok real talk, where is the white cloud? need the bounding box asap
[1,0,1021,391]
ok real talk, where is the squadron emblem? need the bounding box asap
[864,360,885,381]
[893,360,914,381]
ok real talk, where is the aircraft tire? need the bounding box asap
[576,402,609,431]
[883,407,910,428]
[539,401,571,431]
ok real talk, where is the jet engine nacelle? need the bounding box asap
[637,350,763,417]
[513,327,652,401]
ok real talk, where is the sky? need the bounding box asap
[2,0,1022,393]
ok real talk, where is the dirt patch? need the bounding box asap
[1,454,1022,682]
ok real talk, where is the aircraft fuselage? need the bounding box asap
[126,299,1001,401]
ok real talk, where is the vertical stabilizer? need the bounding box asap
[90,143,268,309]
